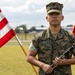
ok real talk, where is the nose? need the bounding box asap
[52,15,57,18]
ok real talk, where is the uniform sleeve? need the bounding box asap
[29,34,40,52]
[29,42,38,52]
[29,32,43,52]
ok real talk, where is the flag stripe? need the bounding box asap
[0,29,15,47]
[0,23,12,38]
[0,12,5,21]
[0,17,8,30]
[0,9,16,48]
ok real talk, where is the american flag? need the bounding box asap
[0,9,16,47]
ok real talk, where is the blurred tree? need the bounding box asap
[20,24,27,40]
[15,24,27,40]
[66,24,73,27]
[15,27,20,33]
[29,26,36,31]
[41,25,45,27]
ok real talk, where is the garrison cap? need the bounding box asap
[46,2,63,14]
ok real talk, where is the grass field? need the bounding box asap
[0,45,37,75]
[0,33,75,75]
[12,33,36,40]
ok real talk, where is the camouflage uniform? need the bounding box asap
[29,2,75,75]
[30,28,75,75]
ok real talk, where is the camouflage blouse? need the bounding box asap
[30,27,75,75]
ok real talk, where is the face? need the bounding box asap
[46,12,64,26]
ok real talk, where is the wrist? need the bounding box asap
[40,63,45,68]
[63,59,69,65]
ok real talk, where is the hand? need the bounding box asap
[53,57,66,66]
[40,63,53,74]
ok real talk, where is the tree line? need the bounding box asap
[15,24,73,33]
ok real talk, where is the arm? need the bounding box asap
[53,56,75,66]
[26,49,53,74]
[26,49,43,67]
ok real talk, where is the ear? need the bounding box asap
[46,15,49,21]
[61,15,64,21]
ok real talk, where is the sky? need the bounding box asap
[0,0,75,28]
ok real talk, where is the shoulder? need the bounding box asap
[31,30,47,49]
[62,28,71,36]
[62,28,75,43]
[33,29,47,40]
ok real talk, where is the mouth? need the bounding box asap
[52,20,58,22]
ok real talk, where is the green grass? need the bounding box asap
[0,45,37,75]
[72,65,75,75]
[0,45,75,75]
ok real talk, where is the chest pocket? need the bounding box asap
[38,38,52,52]
[56,38,72,59]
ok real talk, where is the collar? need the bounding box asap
[45,27,65,40]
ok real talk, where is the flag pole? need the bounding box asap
[15,35,38,75]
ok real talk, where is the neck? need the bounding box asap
[50,25,61,34]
